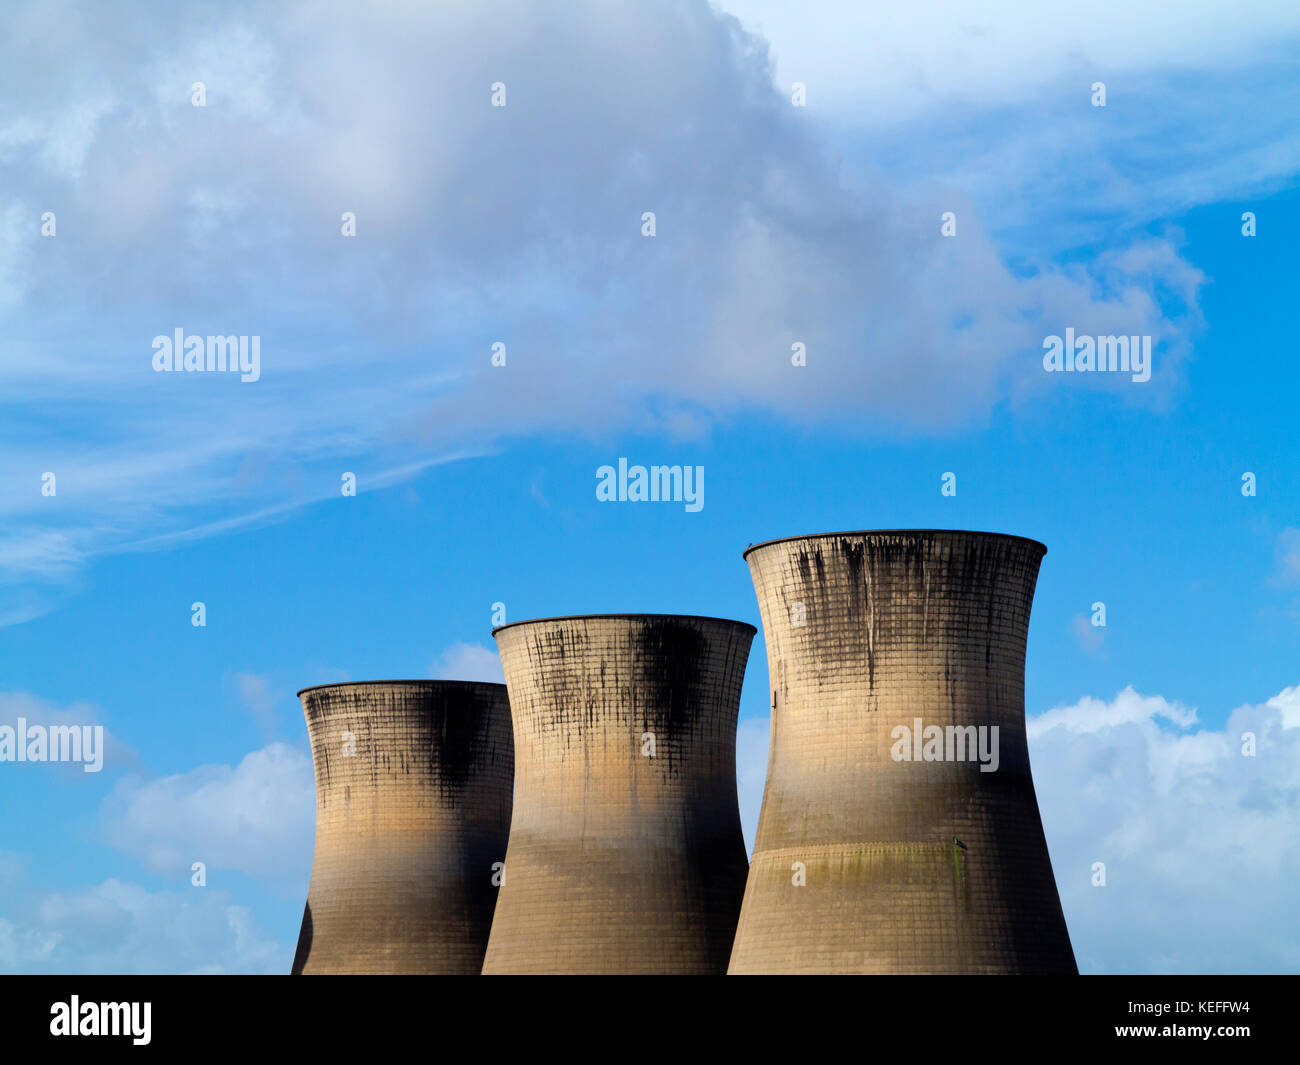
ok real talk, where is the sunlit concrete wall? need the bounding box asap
[729,531,1076,974]
[482,614,753,974]
[292,680,513,974]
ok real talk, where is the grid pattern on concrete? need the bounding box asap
[292,681,513,975]
[482,615,753,974]
[729,531,1077,974]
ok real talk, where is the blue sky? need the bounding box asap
[1,0,1298,973]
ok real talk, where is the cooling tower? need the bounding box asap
[292,680,513,975]
[729,530,1076,974]
[481,614,754,974]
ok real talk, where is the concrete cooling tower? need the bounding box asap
[481,614,754,974]
[729,530,1076,974]
[292,680,513,975]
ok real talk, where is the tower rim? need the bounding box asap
[296,679,507,698]
[742,529,1047,560]
[492,613,757,637]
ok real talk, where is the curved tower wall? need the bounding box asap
[292,680,513,975]
[729,530,1076,974]
[482,614,754,974]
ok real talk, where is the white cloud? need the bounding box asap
[1030,684,1300,973]
[431,642,505,685]
[719,1,1300,125]
[1,731,312,973]
[721,3,1300,249]
[734,683,1300,973]
[0,1,1210,605]
[1028,684,1199,735]
[98,743,314,891]
[0,867,286,974]
[1267,686,1300,729]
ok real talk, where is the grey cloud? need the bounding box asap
[0,1,1205,594]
